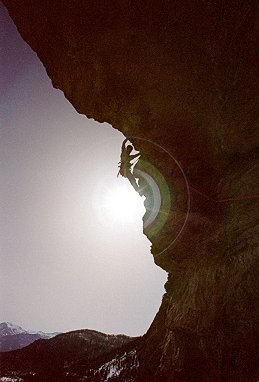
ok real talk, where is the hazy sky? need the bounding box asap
[0,3,166,336]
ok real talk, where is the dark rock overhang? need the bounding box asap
[2,1,258,381]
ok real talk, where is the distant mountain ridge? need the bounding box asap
[0,327,140,381]
[0,322,60,352]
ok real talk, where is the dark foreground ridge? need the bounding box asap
[0,328,140,381]
[2,1,259,381]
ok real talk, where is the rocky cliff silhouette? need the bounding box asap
[2,1,258,381]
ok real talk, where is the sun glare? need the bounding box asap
[106,185,141,217]
[100,182,145,226]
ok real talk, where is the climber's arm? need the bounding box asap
[130,153,140,160]
[121,138,128,150]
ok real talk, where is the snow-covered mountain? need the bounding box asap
[0,323,26,337]
[0,322,60,351]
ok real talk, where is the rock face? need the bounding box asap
[3,1,258,381]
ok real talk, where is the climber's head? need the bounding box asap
[126,145,133,154]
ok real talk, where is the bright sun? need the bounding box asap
[95,182,145,228]
[105,184,143,218]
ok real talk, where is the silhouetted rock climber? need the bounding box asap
[117,138,140,192]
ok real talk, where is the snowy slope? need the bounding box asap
[92,349,139,381]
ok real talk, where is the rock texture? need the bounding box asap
[3,1,258,381]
